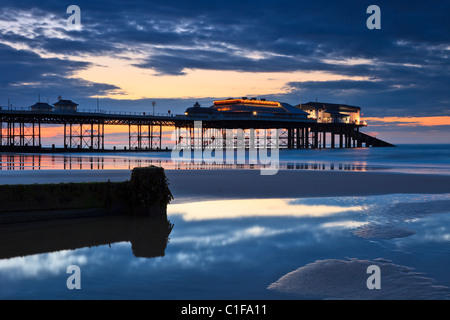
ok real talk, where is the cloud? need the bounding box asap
[0,250,88,279]
[0,0,448,118]
[0,43,122,105]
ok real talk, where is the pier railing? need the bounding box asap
[0,106,175,118]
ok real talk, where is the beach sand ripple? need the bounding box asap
[352,224,416,240]
[268,258,450,300]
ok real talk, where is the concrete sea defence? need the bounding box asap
[0,166,174,224]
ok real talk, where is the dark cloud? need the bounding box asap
[133,48,319,75]
[0,43,121,106]
[0,43,88,85]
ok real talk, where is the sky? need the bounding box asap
[0,0,449,144]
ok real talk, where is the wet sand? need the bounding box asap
[166,170,450,203]
[1,169,450,203]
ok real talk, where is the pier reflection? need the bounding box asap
[0,213,174,260]
[0,153,370,172]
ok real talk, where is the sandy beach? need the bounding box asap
[1,169,450,203]
[1,167,450,300]
[165,169,450,202]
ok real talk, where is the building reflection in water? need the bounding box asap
[0,213,174,260]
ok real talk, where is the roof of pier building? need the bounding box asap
[298,102,361,113]
[185,98,310,117]
[53,99,79,108]
[30,102,54,111]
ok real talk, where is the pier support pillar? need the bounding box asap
[331,131,335,148]
[348,127,352,148]
[1,122,41,148]
[291,128,294,149]
[65,122,104,150]
[344,128,348,148]
[313,127,318,149]
[304,127,309,149]
[128,122,162,151]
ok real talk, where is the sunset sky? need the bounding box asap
[0,0,449,144]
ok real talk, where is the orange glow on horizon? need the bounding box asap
[39,126,61,138]
[365,116,450,127]
[72,55,371,100]
[33,124,176,147]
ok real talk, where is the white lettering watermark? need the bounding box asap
[66,5,81,29]
[366,5,381,30]
[366,265,381,290]
[66,265,81,290]
[171,121,280,175]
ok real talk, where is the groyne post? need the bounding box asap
[129,166,174,216]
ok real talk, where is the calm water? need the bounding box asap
[1,144,450,174]
[0,145,449,300]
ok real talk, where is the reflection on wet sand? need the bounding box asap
[0,153,372,172]
[353,196,450,240]
[168,198,363,220]
[0,213,173,259]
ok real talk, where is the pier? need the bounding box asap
[0,98,394,152]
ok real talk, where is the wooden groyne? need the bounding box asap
[0,166,173,224]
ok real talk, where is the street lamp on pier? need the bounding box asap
[152,101,156,116]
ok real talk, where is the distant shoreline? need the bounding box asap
[1,169,450,204]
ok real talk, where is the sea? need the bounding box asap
[0,144,449,300]
[1,144,449,175]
